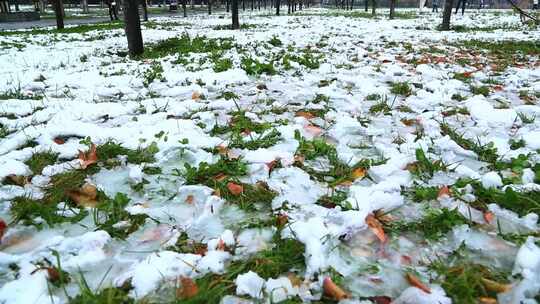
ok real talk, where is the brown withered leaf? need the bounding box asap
[78,144,98,169]
[352,167,367,180]
[438,185,451,199]
[67,183,98,207]
[365,214,387,243]
[0,219,7,243]
[6,175,30,186]
[478,297,498,304]
[296,111,316,120]
[481,278,511,293]
[483,211,495,224]
[405,273,431,294]
[185,195,195,204]
[323,277,348,301]
[227,182,243,195]
[176,277,198,299]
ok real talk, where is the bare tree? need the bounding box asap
[276,0,280,14]
[440,0,454,30]
[208,0,212,14]
[182,0,187,16]
[232,0,239,29]
[124,0,144,55]
[142,0,148,21]
[54,0,64,29]
[389,0,395,18]
[370,0,376,15]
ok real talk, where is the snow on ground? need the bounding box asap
[0,7,539,304]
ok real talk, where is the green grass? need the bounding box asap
[183,157,248,185]
[388,208,470,241]
[241,57,276,76]
[470,85,490,97]
[461,40,540,56]
[180,237,305,303]
[409,148,447,179]
[91,193,150,239]
[24,151,59,175]
[10,195,88,228]
[430,246,511,303]
[140,33,234,59]
[0,21,124,37]
[294,130,379,187]
[95,140,158,165]
[389,82,412,96]
[440,123,499,165]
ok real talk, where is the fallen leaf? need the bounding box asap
[191,91,201,100]
[481,278,511,293]
[483,211,494,224]
[405,273,431,294]
[216,239,227,251]
[216,144,229,156]
[478,297,498,304]
[287,273,303,287]
[46,267,61,283]
[185,195,195,204]
[0,219,7,243]
[176,277,198,299]
[214,173,228,182]
[368,296,392,304]
[227,182,243,195]
[296,111,316,120]
[365,214,387,243]
[323,277,348,301]
[67,183,98,207]
[276,214,288,227]
[352,167,367,180]
[6,175,30,186]
[438,185,451,198]
[294,154,305,165]
[78,144,98,169]
[304,125,323,137]
[53,137,65,145]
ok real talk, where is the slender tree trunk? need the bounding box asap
[226,0,229,11]
[350,0,354,9]
[54,0,64,29]
[441,0,454,30]
[182,0,187,16]
[124,0,144,56]
[275,0,280,13]
[142,0,148,21]
[370,0,375,15]
[389,0,395,18]
[364,0,367,11]
[208,0,211,13]
[232,0,239,28]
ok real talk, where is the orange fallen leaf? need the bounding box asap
[276,214,288,227]
[478,297,498,304]
[304,125,323,137]
[216,144,229,156]
[481,278,511,293]
[352,167,367,180]
[405,273,431,294]
[214,173,228,182]
[176,277,198,299]
[67,183,98,207]
[191,91,201,100]
[0,219,7,244]
[78,144,98,169]
[216,239,227,251]
[185,195,195,204]
[53,137,65,145]
[296,111,316,120]
[365,214,387,243]
[437,185,451,198]
[483,211,494,224]
[323,277,348,300]
[227,182,243,195]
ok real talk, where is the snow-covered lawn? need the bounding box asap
[0,8,539,303]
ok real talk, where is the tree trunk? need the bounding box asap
[275,0,280,13]
[226,0,229,11]
[232,0,239,28]
[242,0,245,10]
[142,0,148,21]
[54,0,64,29]
[182,0,187,16]
[370,0,375,15]
[389,0,395,18]
[124,0,144,56]
[440,0,454,30]
[364,0,367,11]
[208,0,211,14]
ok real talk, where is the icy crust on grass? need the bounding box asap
[1,7,540,304]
